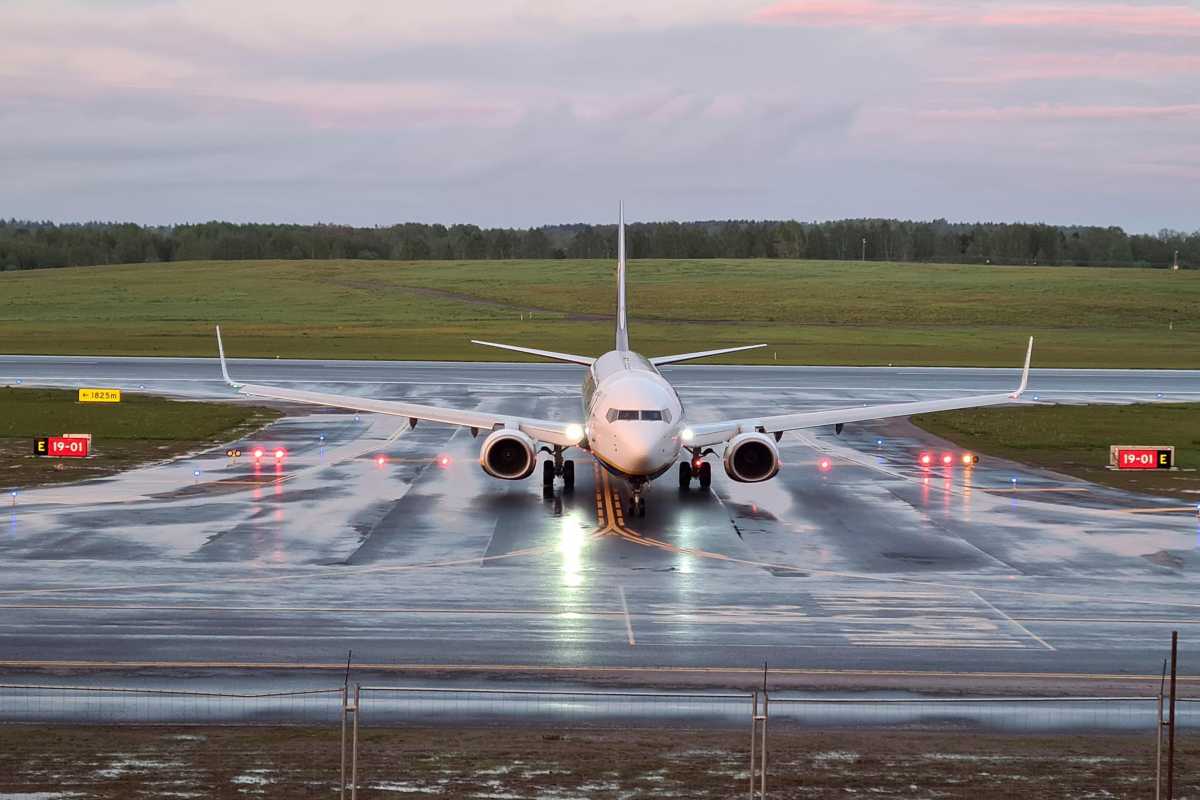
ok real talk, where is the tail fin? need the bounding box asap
[615,202,629,351]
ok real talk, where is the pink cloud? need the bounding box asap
[981,4,1200,35]
[919,103,1200,122]
[752,1,1200,35]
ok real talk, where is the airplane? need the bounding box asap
[215,207,1033,517]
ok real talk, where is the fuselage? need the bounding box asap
[582,350,686,481]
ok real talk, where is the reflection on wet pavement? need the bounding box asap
[0,358,1197,678]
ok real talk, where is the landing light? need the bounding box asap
[565,423,584,444]
[681,428,695,443]
[962,453,978,466]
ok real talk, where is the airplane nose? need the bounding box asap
[621,427,673,473]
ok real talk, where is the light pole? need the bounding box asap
[862,237,867,262]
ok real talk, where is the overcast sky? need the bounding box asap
[3,0,1198,231]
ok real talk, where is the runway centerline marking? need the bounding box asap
[971,590,1055,651]
[618,585,636,646]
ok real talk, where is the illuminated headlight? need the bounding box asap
[565,423,584,444]
[681,428,695,443]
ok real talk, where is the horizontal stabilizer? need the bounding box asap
[650,344,767,366]
[470,340,594,366]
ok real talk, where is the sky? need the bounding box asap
[2,0,1198,231]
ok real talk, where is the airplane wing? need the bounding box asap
[216,328,585,448]
[685,338,1034,447]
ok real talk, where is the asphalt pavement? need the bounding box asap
[1,356,1197,686]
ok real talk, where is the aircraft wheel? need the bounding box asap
[542,459,555,486]
[698,461,712,489]
[678,461,693,489]
[562,460,575,491]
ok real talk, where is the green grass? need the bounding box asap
[912,404,1200,499]
[0,387,281,488]
[1,258,1196,367]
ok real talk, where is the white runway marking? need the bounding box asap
[971,590,1056,651]
[619,585,636,646]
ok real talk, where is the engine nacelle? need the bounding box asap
[723,432,781,483]
[479,429,537,480]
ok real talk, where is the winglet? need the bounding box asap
[215,326,241,388]
[1011,336,1033,398]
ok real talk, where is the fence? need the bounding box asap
[0,683,1196,799]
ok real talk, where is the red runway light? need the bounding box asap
[919,453,933,466]
[818,458,832,472]
[962,452,977,466]
[253,448,264,460]
[942,453,954,466]
[376,455,387,466]
[437,455,451,468]
[274,449,286,460]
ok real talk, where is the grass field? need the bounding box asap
[913,403,1200,499]
[1,259,1196,367]
[0,388,280,488]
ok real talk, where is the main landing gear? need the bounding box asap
[542,446,574,499]
[678,454,712,490]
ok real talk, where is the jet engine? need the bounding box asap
[723,432,781,483]
[479,429,538,480]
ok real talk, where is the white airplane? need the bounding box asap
[216,209,1032,517]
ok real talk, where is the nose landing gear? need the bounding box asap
[628,493,646,518]
[626,478,647,517]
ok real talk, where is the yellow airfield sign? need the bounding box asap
[78,388,121,403]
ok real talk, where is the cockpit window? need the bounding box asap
[607,409,669,422]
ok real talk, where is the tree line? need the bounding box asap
[0,217,1195,270]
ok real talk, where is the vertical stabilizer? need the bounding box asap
[615,202,629,350]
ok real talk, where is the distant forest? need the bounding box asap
[0,217,1195,270]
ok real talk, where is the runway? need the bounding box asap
[1,356,1197,685]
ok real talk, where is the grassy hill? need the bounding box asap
[1,259,1195,367]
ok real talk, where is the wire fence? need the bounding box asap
[0,683,1195,799]
[0,684,344,725]
[0,683,1197,730]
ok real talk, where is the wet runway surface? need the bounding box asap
[1,357,1198,680]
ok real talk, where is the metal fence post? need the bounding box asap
[749,690,767,799]
[749,690,757,800]
[1156,690,1164,800]
[351,684,361,800]
[1167,631,1178,800]
[761,690,768,799]
[340,685,349,800]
